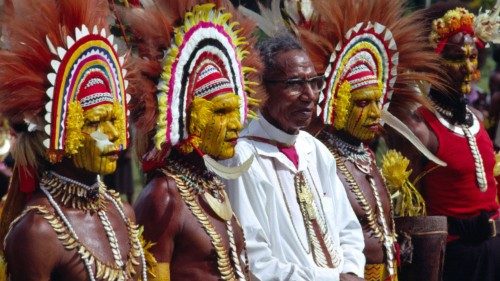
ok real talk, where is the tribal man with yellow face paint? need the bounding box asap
[127,3,260,280]
[302,0,451,279]
[194,93,243,160]
[344,85,383,142]
[387,4,500,281]
[315,63,399,281]
[74,103,125,175]
[0,0,147,280]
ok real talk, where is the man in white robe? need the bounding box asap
[224,33,365,281]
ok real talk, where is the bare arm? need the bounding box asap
[340,273,365,281]
[385,109,437,190]
[134,175,182,279]
[5,209,62,281]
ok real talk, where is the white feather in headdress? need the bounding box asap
[238,0,313,36]
[283,0,313,26]
[475,0,500,45]
[238,0,286,36]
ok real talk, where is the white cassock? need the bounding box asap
[223,114,365,281]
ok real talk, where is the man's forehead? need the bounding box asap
[445,32,477,54]
[84,104,114,118]
[351,87,383,99]
[210,93,239,106]
[273,50,315,75]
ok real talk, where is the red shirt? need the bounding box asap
[419,107,499,219]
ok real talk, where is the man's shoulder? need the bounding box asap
[143,175,179,197]
[134,174,182,217]
[5,205,61,252]
[4,204,63,278]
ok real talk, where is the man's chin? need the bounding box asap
[293,119,312,132]
[350,130,377,142]
[215,152,235,160]
[84,165,116,176]
[209,147,235,161]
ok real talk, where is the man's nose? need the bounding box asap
[228,113,243,131]
[299,83,317,102]
[368,102,381,118]
[101,121,119,142]
[463,60,476,74]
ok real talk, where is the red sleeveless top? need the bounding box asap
[419,107,499,219]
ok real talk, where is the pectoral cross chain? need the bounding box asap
[296,174,316,220]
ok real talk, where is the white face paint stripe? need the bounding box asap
[90,131,114,152]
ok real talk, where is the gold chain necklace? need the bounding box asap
[322,137,397,277]
[271,158,340,268]
[271,160,311,254]
[162,161,250,281]
[7,177,147,281]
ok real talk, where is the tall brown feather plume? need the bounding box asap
[0,0,111,126]
[124,3,173,159]
[124,0,262,159]
[227,1,265,102]
[299,0,447,117]
[0,0,123,249]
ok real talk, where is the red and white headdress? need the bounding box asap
[45,25,130,161]
[154,3,257,151]
[126,1,261,159]
[0,0,132,246]
[320,21,399,127]
[300,0,446,166]
[0,0,131,164]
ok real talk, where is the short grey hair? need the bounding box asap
[257,32,304,79]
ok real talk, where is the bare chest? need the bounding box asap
[53,206,142,281]
[336,160,392,230]
[171,193,246,280]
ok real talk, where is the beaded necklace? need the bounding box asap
[40,171,105,212]
[327,133,371,164]
[433,103,454,119]
[432,103,487,191]
[320,131,397,277]
[16,171,148,281]
[162,158,250,281]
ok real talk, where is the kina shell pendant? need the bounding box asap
[203,189,233,221]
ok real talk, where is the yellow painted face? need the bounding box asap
[442,33,478,95]
[73,104,122,175]
[344,86,382,141]
[190,93,242,160]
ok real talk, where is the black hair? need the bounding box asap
[257,32,304,79]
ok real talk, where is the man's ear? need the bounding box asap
[65,101,85,155]
[188,97,213,136]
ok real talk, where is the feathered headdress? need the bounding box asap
[0,0,132,248]
[0,0,131,166]
[299,0,446,166]
[126,0,262,176]
[238,0,315,37]
[430,2,499,54]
